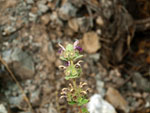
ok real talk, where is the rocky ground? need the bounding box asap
[0,0,150,113]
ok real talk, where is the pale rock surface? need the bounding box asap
[87,94,117,113]
[0,104,8,113]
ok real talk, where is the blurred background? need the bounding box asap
[0,0,150,113]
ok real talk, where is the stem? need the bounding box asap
[73,79,76,89]
[78,106,82,113]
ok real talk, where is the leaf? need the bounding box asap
[82,108,89,113]
[60,56,67,61]
[74,55,83,61]
[77,98,89,106]
[68,101,76,105]
[65,74,79,80]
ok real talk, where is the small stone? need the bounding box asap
[87,94,117,113]
[106,87,129,113]
[82,31,101,53]
[96,16,104,26]
[89,53,100,61]
[69,0,83,7]
[6,0,17,8]
[2,26,16,36]
[38,4,49,13]
[2,48,35,80]
[58,2,77,20]
[133,72,150,92]
[41,14,51,25]
[29,13,37,22]
[26,0,34,4]
[68,18,79,32]
[77,17,91,33]
[30,89,40,106]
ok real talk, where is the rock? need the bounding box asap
[105,87,129,113]
[133,72,150,92]
[50,11,63,27]
[41,14,51,25]
[68,18,79,32]
[8,96,23,107]
[77,17,91,33]
[82,31,101,53]
[58,2,77,20]
[37,3,49,13]
[2,26,17,36]
[89,53,101,61]
[0,104,8,113]
[2,48,35,80]
[26,0,34,4]
[30,89,40,106]
[29,12,37,22]
[5,0,18,8]
[87,94,117,113]
[69,0,83,7]
[96,16,104,26]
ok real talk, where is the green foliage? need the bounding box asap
[82,108,89,113]
[77,97,89,106]
[68,101,76,105]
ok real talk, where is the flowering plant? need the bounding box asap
[58,40,90,113]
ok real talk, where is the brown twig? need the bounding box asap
[0,56,34,113]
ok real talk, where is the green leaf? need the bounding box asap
[82,108,89,113]
[77,98,89,106]
[65,74,79,80]
[60,56,67,61]
[74,55,83,61]
[68,101,76,105]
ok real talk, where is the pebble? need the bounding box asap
[29,12,37,22]
[26,0,34,4]
[82,31,101,53]
[68,18,79,32]
[2,48,35,80]
[133,72,150,92]
[37,3,49,13]
[58,2,77,20]
[77,17,91,33]
[106,87,129,113]
[41,14,51,25]
[96,16,104,26]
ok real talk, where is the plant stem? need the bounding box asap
[78,106,82,113]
